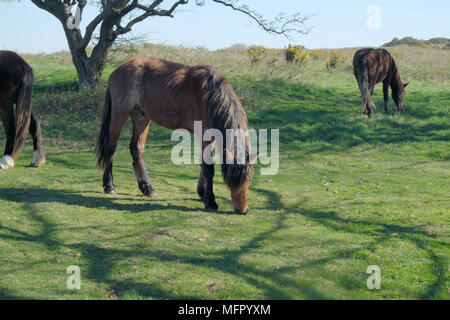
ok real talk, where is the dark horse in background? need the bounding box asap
[353,48,409,116]
[96,57,257,214]
[0,51,45,169]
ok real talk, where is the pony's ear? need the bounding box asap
[403,82,409,88]
[224,148,234,164]
[249,152,259,164]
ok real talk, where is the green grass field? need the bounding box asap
[0,45,449,299]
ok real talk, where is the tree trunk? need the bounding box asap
[72,54,104,89]
[63,26,106,89]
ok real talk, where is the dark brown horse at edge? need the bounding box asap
[96,57,257,214]
[0,51,45,169]
[353,48,409,116]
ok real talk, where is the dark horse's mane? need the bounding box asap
[196,66,253,188]
[388,56,402,95]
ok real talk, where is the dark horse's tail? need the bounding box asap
[357,57,375,115]
[96,87,112,169]
[11,64,34,160]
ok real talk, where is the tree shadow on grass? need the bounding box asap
[0,186,328,299]
[293,208,447,299]
[250,187,446,299]
[0,187,205,214]
[0,186,446,299]
[259,190,447,299]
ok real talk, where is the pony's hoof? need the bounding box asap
[30,151,46,167]
[105,189,117,195]
[205,202,218,212]
[144,191,158,198]
[28,161,42,168]
[0,155,14,170]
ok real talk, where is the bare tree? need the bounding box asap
[16,0,311,88]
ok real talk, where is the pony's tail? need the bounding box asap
[96,87,112,169]
[11,64,34,160]
[358,59,375,115]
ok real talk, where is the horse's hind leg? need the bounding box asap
[29,111,46,167]
[366,84,375,116]
[103,113,127,195]
[0,99,15,169]
[130,111,156,197]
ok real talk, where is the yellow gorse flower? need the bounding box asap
[325,51,349,71]
[285,45,310,65]
[246,46,267,64]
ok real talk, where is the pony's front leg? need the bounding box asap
[197,165,206,200]
[202,163,218,212]
[383,81,390,112]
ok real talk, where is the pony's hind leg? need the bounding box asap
[102,114,127,195]
[130,111,156,197]
[0,100,15,169]
[29,111,46,167]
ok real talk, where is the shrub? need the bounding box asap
[284,45,310,65]
[246,46,267,64]
[325,51,349,71]
[383,36,450,49]
[309,49,326,60]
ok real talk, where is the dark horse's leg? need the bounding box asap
[383,80,390,112]
[130,110,157,197]
[202,162,218,212]
[197,165,206,200]
[0,99,15,158]
[28,111,46,167]
[199,140,218,211]
[366,83,376,116]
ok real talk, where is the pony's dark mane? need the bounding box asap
[389,56,402,93]
[197,66,253,188]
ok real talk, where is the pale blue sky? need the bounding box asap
[0,0,449,53]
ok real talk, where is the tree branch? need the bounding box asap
[114,0,188,37]
[211,0,312,39]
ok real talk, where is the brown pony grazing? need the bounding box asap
[96,57,256,214]
[353,48,409,116]
[0,51,45,169]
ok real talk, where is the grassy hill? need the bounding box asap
[0,44,448,299]
[383,36,450,49]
